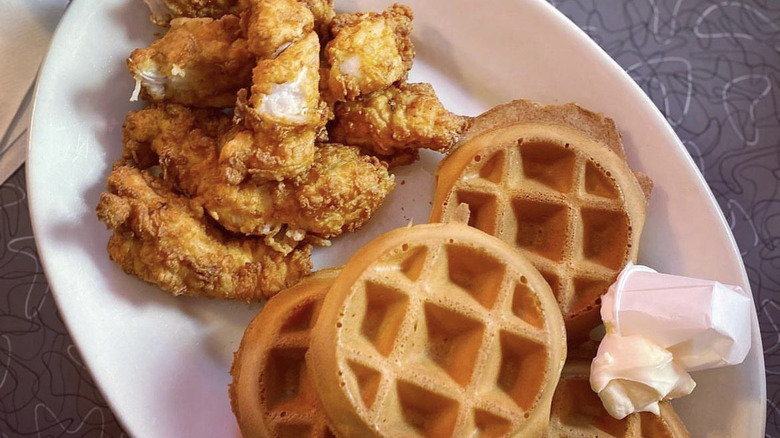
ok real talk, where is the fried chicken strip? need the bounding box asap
[324,4,414,102]
[121,103,230,193]
[221,31,327,182]
[123,104,394,248]
[95,162,312,301]
[127,15,254,108]
[247,32,325,127]
[143,0,241,26]
[122,104,292,250]
[272,143,396,236]
[329,82,469,165]
[203,142,395,247]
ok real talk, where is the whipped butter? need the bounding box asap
[590,262,753,419]
[590,333,695,419]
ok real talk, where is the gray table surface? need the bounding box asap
[1,0,778,436]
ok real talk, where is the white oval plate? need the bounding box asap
[29,0,765,436]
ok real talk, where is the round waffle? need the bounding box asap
[308,223,566,437]
[229,268,340,438]
[547,360,690,437]
[430,100,652,343]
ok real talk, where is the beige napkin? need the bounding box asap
[0,0,68,183]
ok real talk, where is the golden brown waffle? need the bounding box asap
[229,268,340,438]
[547,361,690,438]
[308,223,566,437]
[430,100,652,344]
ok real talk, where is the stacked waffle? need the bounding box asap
[431,99,653,344]
[229,100,691,437]
[548,361,689,438]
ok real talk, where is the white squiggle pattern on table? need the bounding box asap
[722,74,772,146]
[6,236,44,319]
[0,169,127,436]
[34,404,108,437]
[625,56,693,127]
[649,0,683,43]
[694,2,780,41]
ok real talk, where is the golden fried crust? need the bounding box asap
[144,0,241,25]
[243,0,314,58]
[96,163,312,301]
[300,0,335,40]
[210,142,395,240]
[273,143,395,236]
[123,105,394,245]
[121,103,232,195]
[329,82,468,161]
[127,15,254,108]
[248,32,325,127]
[219,31,326,183]
[123,104,282,240]
[325,3,414,102]
[219,123,318,184]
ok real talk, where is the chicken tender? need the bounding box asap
[208,143,395,243]
[95,162,312,301]
[325,4,414,102]
[221,32,327,182]
[329,82,468,164]
[200,143,395,249]
[143,0,241,25]
[273,144,395,236]
[122,104,297,251]
[121,103,230,192]
[218,125,318,185]
[247,32,325,127]
[123,104,394,251]
[127,15,254,108]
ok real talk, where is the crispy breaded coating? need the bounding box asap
[110,0,436,302]
[243,0,314,58]
[121,103,230,192]
[301,0,335,40]
[218,124,319,185]
[273,144,396,236]
[123,104,394,249]
[143,0,241,25]
[247,32,325,126]
[221,32,327,182]
[207,143,394,240]
[127,15,254,108]
[325,4,414,102]
[329,82,468,163]
[122,104,273,236]
[95,163,312,301]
